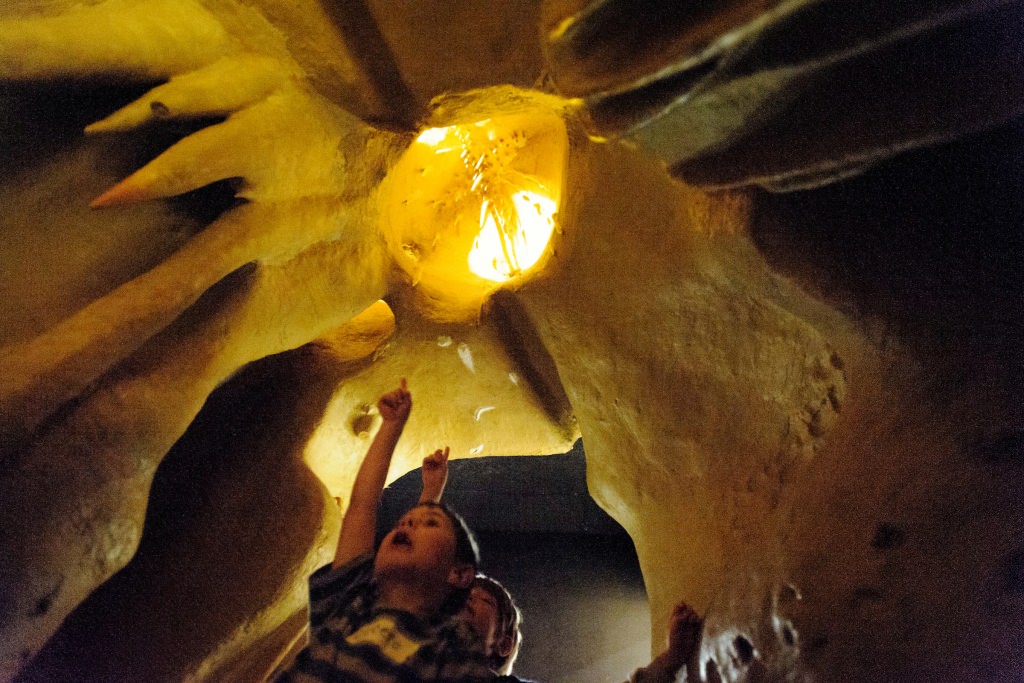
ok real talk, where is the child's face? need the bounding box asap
[375,505,458,578]
[460,585,500,655]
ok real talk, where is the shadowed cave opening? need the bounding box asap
[379,444,651,683]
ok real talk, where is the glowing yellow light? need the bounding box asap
[469,190,557,282]
[382,99,567,320]
[412,120,560,284]
[415,127,451,146]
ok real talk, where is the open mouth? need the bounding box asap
[391,530,412,547]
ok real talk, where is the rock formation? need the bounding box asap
[0,1,1021,680]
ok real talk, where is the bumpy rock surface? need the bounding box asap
[0,1,1021,680]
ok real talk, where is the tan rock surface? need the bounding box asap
[0,1,1021,681]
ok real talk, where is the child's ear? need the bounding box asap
[448,562,475,589]
[496,634,515,658]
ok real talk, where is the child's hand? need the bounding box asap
[664,601,704,672]
[423,447,449,480]
[378,379,412,425]
[420,447,450,503]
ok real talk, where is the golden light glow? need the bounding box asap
[381,98,568,320]
[470,189,557,281]
[412,121,559,283]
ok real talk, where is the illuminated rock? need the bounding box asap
[0,1,1020,681]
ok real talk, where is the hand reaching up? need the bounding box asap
[378,378,412,425]
[631,600,706,682]
[333,379,412,568]
[665,601,704,674]
[419,447,450,503]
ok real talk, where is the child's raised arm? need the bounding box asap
[629,601,704,683]
[418,447,450,504]
[333,379,412,568]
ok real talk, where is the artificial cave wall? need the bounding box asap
[1,1,1022,681]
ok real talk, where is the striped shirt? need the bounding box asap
[276,554,495,683]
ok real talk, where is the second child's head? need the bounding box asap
[374,502,480,614]
[461,574,523,675]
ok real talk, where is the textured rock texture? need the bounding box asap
[0,1,1021,681]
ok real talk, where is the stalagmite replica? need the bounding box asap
[0,0,1021,680]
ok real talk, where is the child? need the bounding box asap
[463,574,523,677]
[461,571,702,683]
[276,380,494,682]
[419,446,705,683]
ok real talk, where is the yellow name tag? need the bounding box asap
[346,614,424,664]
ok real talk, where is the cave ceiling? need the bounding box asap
[0,1,1022,681]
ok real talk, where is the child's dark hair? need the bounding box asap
[416,501,480,566]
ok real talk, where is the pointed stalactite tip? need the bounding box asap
[89,178,149,209]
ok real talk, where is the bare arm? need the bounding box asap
[629,602,704,683]
[333,379,412,568]
[418,447,450,504]
[683,605,704,683]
